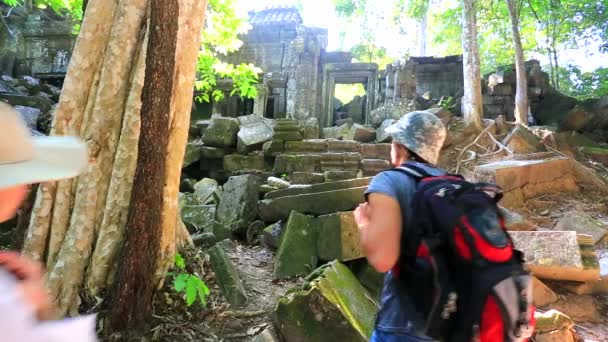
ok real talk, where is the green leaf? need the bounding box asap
[174,253,186,270]
[173,274,189,292]
[185,276,199,306]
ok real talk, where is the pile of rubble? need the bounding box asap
[179,110,608,341]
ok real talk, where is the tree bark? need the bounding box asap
[506,0,528,124]
[109,0,179,329]
[461,0,483,130]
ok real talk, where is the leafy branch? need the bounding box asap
[169,253,210,307]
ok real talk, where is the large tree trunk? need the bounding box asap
[461,0,483,130]
[506,0,528,125]
[22,0,206,318]
[109,0,178,329]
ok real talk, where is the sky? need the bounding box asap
[236,0,607,72]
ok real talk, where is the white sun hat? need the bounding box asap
[0,102,88,189]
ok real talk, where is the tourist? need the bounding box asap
[0,102,96,341]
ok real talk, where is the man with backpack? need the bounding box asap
[355,111,535,342]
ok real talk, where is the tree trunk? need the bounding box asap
[506,0,528,124]
[417,14,428,56]
[109,0,178,329]
[461,0,483,130]
[22,0,206,319]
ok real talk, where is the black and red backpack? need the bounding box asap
[392,162,535,342]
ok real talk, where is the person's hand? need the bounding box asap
[354,202,371,230]
[0,251,53,320]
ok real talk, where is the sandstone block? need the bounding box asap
[324,170,359,182]
[262,140,285,157]
[554,211,608,244]
[274,261,376,341]
[502,124,545,154]
[193,178,221,205]
[202,116,240,147]
[474,158,578,208]
[350,124,377,142]
[223,154,267,173]
[509,231,600,282]
[290,172,325,184]
[327,139,360,152]
[208,244,247,307]
[284,139,328,153]
[425,107,453,126]
[376,119,395,143]
[560,105,595,131]
[361,159,391,176]
[532,277,558,307]
[359,143,391,160]
[201,146,230,159]
[217,175,262,234]
[317,211,363,262]
[264,177,371,200]
[183,139,204,167]
[259,187,367,222]
[237,121,274,153]
[273,211,318,279]
[274,154,321,174]
[181,205,216,233]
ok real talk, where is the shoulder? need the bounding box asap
[365,169,416,200]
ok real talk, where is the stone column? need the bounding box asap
[252,83,268,117]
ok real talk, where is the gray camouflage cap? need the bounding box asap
[385,110,447,165]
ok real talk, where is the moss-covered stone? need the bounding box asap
[262,140,285,157]
[183,139,204,167]
[274,261,376,342]
[193,178,221,205]
[274,211,318,279]
[351,260,384,302]
[223,154,268,173]
[217,175,262,234]
[317,211,363,262]
[207,244,247,307]
[181,205,216,233]
[202,116,240,147]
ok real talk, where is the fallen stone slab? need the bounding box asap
[284,139,328,153]
[351,260,384,301]
[319,152,362,172]
[274,131,303,141]
[360,143,391,160]
[509,231,600,282]
[290,172,325,184]
[561,276,608,295]
[193,178,221,205]
[554,211,608,244]
[223,154,267,173]
[262,222,284,250]
[208,244,247,307]
[259,187,367,222]
[264,177,371,199]
[350,124,376,142]
[183,139,204,167]
[323,123,351,140]
[267,176,290,189]
[237,120,274,154]
[474,157,578,208]
[273,211,318,279]
[532,277,558,307]
[202,116,240,147]
[498,207,536,231]
[181,205,216,233]
[274,261,376,341]
[317,211,363,262]
[502,124,545,154]
[425,107,453,126]
[217,175,262,235]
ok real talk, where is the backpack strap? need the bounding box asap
[390,163,432,180]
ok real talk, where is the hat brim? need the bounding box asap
[0,136,88,189]
[384,123,401,135]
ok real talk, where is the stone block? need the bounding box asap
[208,244,248,307]
[193,178,221,205]
[223,154,267,172]
[534,310,573,334]
[0,94,53,113]
[323,123,351,140]
[351,261,384,301]
[202,116,240,147]
[359,144,391,160]
[532,277,558,307]
[262,222,284,250]
[473,158,578,208]
[509,231,600,282]
[560,105,595,131]
[13,105,42,130]
[361,159,391,176]
[284,139,328,153]
[237,121,274,153]
[290,172,325,184]
[181,205,216,233]
[259,187,367,222]
[237,114,264,126]
[183,139,203,167]
[561,276,608,295]
[252,327,280,342]
[551,295,602,323]
[274,261,376,341]
[327,139,360,152]
[217,175,262,234]
[246,220,266,244]
[489,84,514,96]
[201,146,230,160]
[267,176,290,189]
[264,177,371,200]
[273,211,318,279]
[502,124,545,154]
[274,131,303,141]
[324,170,359,182]
[498,207,536,231]
[262,140,285,157]
[274,154,321,174]
[535,329,576,342]
[377,119,395,143]
[554,211,608,245]
[300,117,320,139]
[350,124,377,142]
[317,211,363,261]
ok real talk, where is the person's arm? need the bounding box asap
[354,193,402,273]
